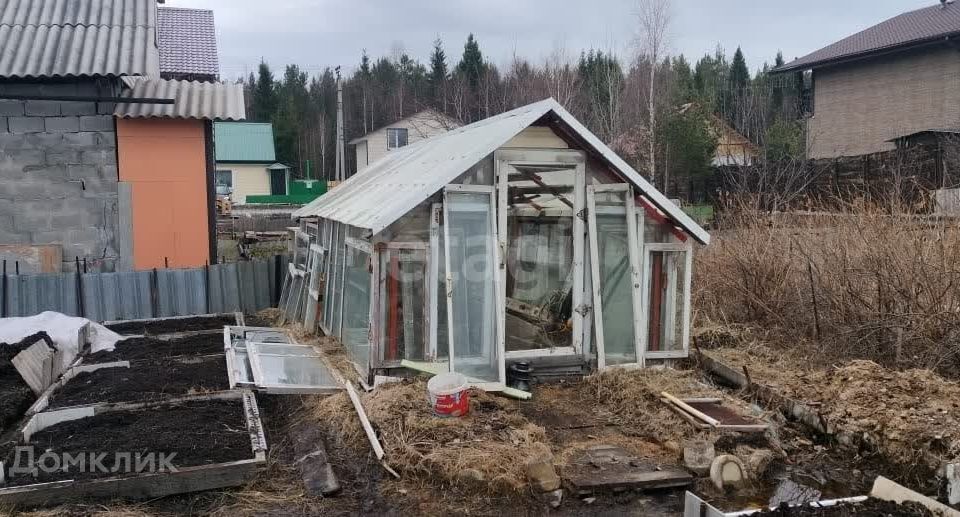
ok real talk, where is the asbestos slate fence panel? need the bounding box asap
[208,263,241,314]
[2,256,286,321]
[81,271,152,322]
[156,268,207,317]
[3,273,80,318]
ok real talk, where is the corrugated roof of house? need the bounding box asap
[115,77,245,121]
[294,98,710,245]
[776,2,960,72]
[0,0,159,78]
[213,122,277,162]
[157,6,218,78]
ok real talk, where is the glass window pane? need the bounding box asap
[593,190,637,365]
[647,250,687,353]
[232,349,253,383]
[381,249,427,362]
[446,191,499,383]
[256,355,338,387]
[331,226,346,337]
[436,217,450,360]
[341,246,371,373]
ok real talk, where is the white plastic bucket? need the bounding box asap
[426,372,469,417]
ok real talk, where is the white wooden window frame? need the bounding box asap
[342,235,375,378]
[428,203,444,362]
[494,150,587,360]
[247,342,341,395]
[443,184,506,391]
[586,183,645,370]
[303,243,326,332]
[373,241,431,369]
[640,241,693,360]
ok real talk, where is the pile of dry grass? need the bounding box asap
[696,201,960,376]
[310,381,548,496]
[586,368,723,444]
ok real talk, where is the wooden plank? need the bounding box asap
[662,397,711,430]
[564,445,692,493]
[661,391,721,427]
[344,382,385,460]
[12,341,56,395]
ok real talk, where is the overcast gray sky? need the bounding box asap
[167,0,937,79]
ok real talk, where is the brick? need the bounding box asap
[81,149,117,167]
[0,100,24,116]
[60,102,96,116]
[79,115,113,132]
[46,150,81,165]
[44,116,80,133]
[24,100,60,116]
[8,117,44,134]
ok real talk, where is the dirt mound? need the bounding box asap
[310,381,548,496]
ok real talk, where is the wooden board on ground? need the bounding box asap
[562,445,693,494]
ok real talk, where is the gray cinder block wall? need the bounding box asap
[0,79,120,272]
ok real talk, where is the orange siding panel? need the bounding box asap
[117,118,211,270]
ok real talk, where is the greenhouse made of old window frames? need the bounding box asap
[283,99,710,392]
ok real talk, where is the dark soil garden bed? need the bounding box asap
[5,399,252,486]
[105,315,236,336]
[749,498,936,516]
[47,355,229,408]
[0,333,47,434]
[85,333,225,364]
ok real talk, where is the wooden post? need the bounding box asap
[807,262,821,340]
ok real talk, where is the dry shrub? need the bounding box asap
[696,199,960,376]
[309,381,548,497]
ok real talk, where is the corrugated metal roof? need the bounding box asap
[157,6,218,78]
[114,77,245,121]
[293,99,710,245]
[0,0,159,78]
[777,2,960,72]
[213,122,277,162]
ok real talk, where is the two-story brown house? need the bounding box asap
[776,0,960,159]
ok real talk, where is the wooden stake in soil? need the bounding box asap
[344,382,400,479]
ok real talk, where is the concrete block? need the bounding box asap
[0,133,27,150]
[60,102,96,116]
[79,115,113,132]
[525,462,561,492]
[97,102,117,115]
[683,440,716,477]
[25,100,60,117]
[8,117,44,134]
[23,165,68,180]
[46,150,81,165]
[80,178,119,198]
[81,149,117,167]
[26,133,63,149]
[0,230,31,245]
[44,116,80,133]
[62,132,98,147]
[0,100,25,116]
[99,164,119,180]
[67,164,99,179]
[96,131,117,148]
[3,149,45,171]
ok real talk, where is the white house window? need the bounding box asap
[387,128,408,149]
[215,170,233,195]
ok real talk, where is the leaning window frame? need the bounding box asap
[494,149,587,361]
[639,241,693,360]
[586,183,645,370]
[442,184,506,391]
[342,235,375,378]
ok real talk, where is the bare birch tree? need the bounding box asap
[636,0,672,185]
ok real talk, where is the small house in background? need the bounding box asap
[679,103,761,167]
[350,109,460,173]
[214,122,326,205]
[0,0,242,272]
